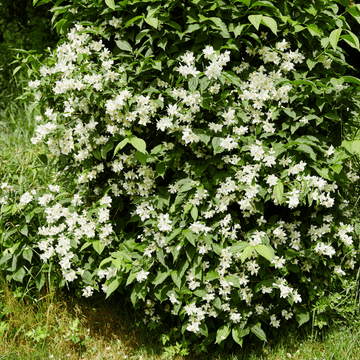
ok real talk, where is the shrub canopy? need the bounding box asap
[2,0,360,348]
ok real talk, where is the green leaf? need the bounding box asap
[113,138,129,157]
[189,77,199,92]
[225,275,240,288]
[124,15,144,28]
[232,326,250,347]
[215,324,231,344]
[106,278,122,299]
[342,140,360,155]
[136,151,148,165]
[105,0,115,10]
[13,267,26,283]
[255,244,274,262]
[210,17,230,37]
[145,17,159,29]
[235,0,251,6]
[93,241,106,255]
[23,248,33,263]
[153,271,171,287]
[156,162,166,177]
[296,307,310,327]
[241,245,254,263]
[183,229,197,247]
[248,15,263,30]
[20,225,28,237]
[261,16,277,35]
[223,71,242,86]
[273,181,283,203]
[116,40,133,52]
[341,76,360,86]
[212,137,223,155]
[329,29,342,50]
[296,144,317,161]
[129,136,147,154]
[230,241,249,254]
[191,206,198,221]
[348,5,360,25]
[250,324,267,341]
[171,270,182,290]
[341,32,360,50]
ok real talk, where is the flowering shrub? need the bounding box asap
[2,0,360,348]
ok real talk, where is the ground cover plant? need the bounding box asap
[2,0,360,353]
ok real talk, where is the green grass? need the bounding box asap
[1,84,360,360]
[1,274,360,360]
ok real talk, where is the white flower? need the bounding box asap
[325,145,335,157]
[19,192,34,206]
[266,174,278,186]
[136,270,149,283]
[220,136,238,151]
[158,213,172,232]
[203,45,216,59]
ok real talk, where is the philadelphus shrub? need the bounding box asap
[2,0,360,348]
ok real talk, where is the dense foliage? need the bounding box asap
[0,0,57,107]
[2,0,360,349]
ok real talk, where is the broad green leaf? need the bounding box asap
[273,181,283,203]
[116,40,133,52]
[124,15,144,28]
[156,162,166,176]
[205,270,220,281]
[342,140,360,155]
[106,278,122,298]
[296,307,310,327]
[93,241,105,255]
[212,137,223,155]
[341,76,360,86]
[223,71,242,86]
[23,248,33,263]
[129,136,147,154]
[191,206,198,221]
[145,17,159,29]
[255,244,274,261]
[20,225,28,237]
[296,144,317,161]
[183,229,197,247]
[248,15,263,30]
[341,31,360,50]
[136,151,148,165]
[232,326,250,347]
[13,267,26,283]
[171,270,182,290]
[348,4,360,25]
[329,28,342,50]
[261,16,277,35]
[250,324,267,341]
[113,138,129,157]
[235,0,251,6]
[153,271,171,287]
[241,245,254,263]
[230,241,248,254]
[215,324,231,344]
[105,0,115,10]
[210,17,230,37]
[189,77,199,92]
[225,275,240,288]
